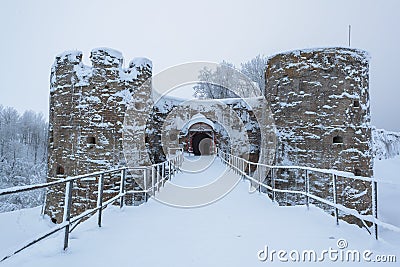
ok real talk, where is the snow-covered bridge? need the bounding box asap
[1,153,400,266]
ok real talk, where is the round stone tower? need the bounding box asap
[265,47,373,224]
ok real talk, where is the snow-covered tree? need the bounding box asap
[0,107,48,212]
[193,57,266,99]
[193,61,239,99]
[240,54,268,93]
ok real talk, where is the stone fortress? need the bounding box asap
[46,47,373,226]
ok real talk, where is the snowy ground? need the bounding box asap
[374,155,400,245]
[0,156,399,266]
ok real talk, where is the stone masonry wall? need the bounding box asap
[45,48,152,223]
[146,97,264,164]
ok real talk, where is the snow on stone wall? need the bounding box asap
[265,47,373,225]
[146,96,263,164]
[46,48,152,223]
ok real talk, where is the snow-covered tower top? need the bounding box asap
[90,48,123,68]
[129,57,153,69]
[54,50,83,65]
[50,48,152,92]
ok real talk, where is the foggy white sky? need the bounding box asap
[0,0,399,131]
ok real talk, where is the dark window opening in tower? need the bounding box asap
[354,168,362,176]
[56,165,65,175]
[49,131,54,143]
[192,133,212,156]
[87,136,96,145]
[333,136,343,144]
[353,100,360,108]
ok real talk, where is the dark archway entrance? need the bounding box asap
[192,133,212,155]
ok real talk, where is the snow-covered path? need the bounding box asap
[1,156,399,266]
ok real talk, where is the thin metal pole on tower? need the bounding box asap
[348,25,351,47]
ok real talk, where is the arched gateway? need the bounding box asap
[180,113,216,155]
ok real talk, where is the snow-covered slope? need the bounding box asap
[374,155,400,241]
[1,156,399,266]
[0,207,53,257]
[372,128,400,160]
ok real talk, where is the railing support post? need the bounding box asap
[171,160,174,177]
[152,166,156,195]
[174,159,178,176]
[97,173,104,227]
[63,180,73,250]
[241,159,243,177]
[242,159,245,179]
[168,160,171,180]
[271,168,276,202]
[332,174,339,225]
[258,166,262,193]
[236,157,239,175]
[144,168,148,202]
[239,158,241,175]
[120,169,126,208]
[305,170,309,209]
[372,180,378,240]
[156,164,160,192]
[162,162,165,186]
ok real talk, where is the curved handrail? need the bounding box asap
[216,148,400,240]
[0,151,184,262]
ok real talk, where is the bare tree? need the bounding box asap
[240,54,268,93]
[194,60,261,99]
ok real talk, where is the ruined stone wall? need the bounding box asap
[46,48,152,223]
[265,47,373,224]
[45,46,374,226]
[146,97,263,163]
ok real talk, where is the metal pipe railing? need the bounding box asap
[0,151,184,262]
[216,148,400,240]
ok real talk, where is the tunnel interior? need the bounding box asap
[192,132,213,156]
